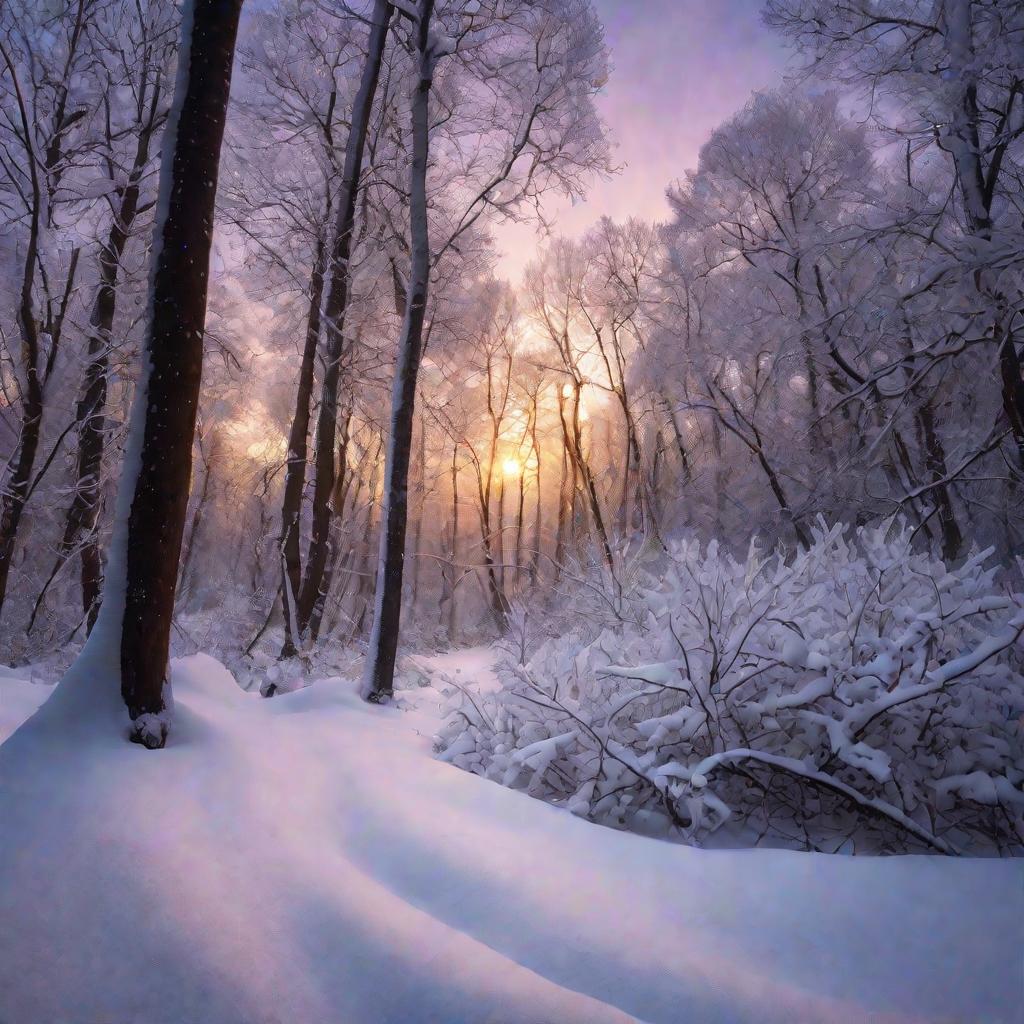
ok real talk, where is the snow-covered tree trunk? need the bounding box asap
[117,0,243,747]
[446,445,460,640]
[306,408,353,645]
[0,13,90,621]
[51,72,168,633]
[279,213,330,659]
[295,0,393,643]
[0,103,44,620]
[361,0,438,701]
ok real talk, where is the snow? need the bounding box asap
[415,643,503,691]
[0,649,1020,1024]
[0,670,54,744]
[439,523,1024,853]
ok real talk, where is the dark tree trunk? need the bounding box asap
[44,112,161,634]
[307,409,352,643]
[472,439,510,632]
[917,399,963,561]
[496,469,506,594]
[177,429,216,602]
[565,380,614,573]
[998,322,1024,472]
[513,462,525,591]
[296,0,393,639]
[713,382,811,548]
[527,391,542,579]
[279,216,329,657]
[0,21,94,622]
[0,56,44,620]
[553,385,575,578]
[409,414,426,608]
[941,21,1024,480]
[120,0,243,747]
[0,351,43,622]
[362,0,436,701]
[444,445,459,640]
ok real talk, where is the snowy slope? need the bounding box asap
[0,652,1020,1024]
[0,670,55,744]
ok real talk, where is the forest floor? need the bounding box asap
[0,647,1021,1024]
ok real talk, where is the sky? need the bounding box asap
[493,0,791,281]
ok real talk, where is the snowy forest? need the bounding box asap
[0,1,1022,1022]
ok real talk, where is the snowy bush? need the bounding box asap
[437,522,1024,854]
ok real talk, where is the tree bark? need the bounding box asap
[296,0,393,640]
[0,44,46,620]
[361,0,437,700]
[307,409,352,643]
[553,385,575,577]
[279,213,330,657]
[119,0,243,746]
[444,444,459,640]
[51,99,162,632]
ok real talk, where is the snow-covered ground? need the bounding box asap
[0,649,1020,1024]
[0,667,56,744]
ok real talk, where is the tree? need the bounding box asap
[289,0,395,655]
[30,0,177,634]
[765,0,1024,495]
[361,0,610,700]
[94,0,243,747]
[0,0,97,621]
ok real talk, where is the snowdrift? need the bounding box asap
[0,652,1021,1024]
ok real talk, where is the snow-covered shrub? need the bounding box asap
[437,522,1024,854]
[496,598,560,666]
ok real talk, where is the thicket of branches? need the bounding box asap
[438,521,1024,855]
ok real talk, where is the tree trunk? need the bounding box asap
[177,429,216,603]
[473,444,509,632]
[71,78,164,632]
[553,386,575,577]
[296,0,392,640]
[361,0,437,701]
[566,380,614,573]
[513,463,525,592]
[0,62,44,620]
[279,214,330,657]
[307,409,352,643]
[496,469,506,594]
[998,322,1024,472]
[529,391,543,579]
[445,445,459,641]
[0,23,90,621]
[409,412,426,608]
[916,398,962,560]
[941,6,1024,474]
[119,0,243,747]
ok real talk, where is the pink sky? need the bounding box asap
[493,0,790,281]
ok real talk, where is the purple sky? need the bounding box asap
[494,0,791,280]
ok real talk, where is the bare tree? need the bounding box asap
[98,0,244,746]
[30,0,177,633]
[0,0,98,620]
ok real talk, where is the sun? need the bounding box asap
[502,456,523,477]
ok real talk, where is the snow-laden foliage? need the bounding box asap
[438,522,1024,854]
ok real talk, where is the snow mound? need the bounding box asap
[0,652,1020,1024]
